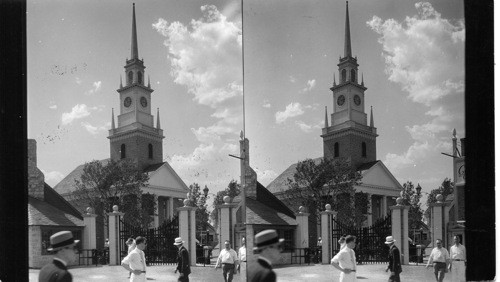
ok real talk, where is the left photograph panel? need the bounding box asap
[27,1,244,281]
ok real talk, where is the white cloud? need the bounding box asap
[153,5,242,108]
[295,120,322,133]
[301,79,316,92]
[275,102,304,124]
[262,103,271,108]
[81,121,109,135]
[191,125,233,143]
[170,143,216,168]
[49,105,57,110]
[42,170,65,186]
[85,81,102,95]
[61,104,91,125]
[219,143,238,154]
[75,77,82,85]
[368,2,464,172]
[289,76,296,83]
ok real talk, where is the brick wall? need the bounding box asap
[110,133,163,169]
[28,139,45,201]
[323,132,376,167]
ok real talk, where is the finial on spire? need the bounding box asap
[156,108,161,129]
[452,128,457,138]
[148,75,151,88]
[324,106,329,128]
[111,108,116,130]
[361,73,364,86]
[333,73,336,86]
[120,75,123,88]
[344,1,352,58]
[370,106,374,127]
[131,3,139,60]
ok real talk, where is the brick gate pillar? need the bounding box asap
[390,198,409,264]
[107,205,124,265]
[320,204,337,264]
[429,194,450,248]
[178,199,197,266]
[295,206,310,264]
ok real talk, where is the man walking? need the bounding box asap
[449,235,466,282]
[174,237,191,282]
[384,236,402,282]
[215,240,239,282]
[39,231,80,282]
[426,239,450,282]
[331,235,357,282]
[247,229,284,282]
[121,236,147,282]
[238,237,247,278]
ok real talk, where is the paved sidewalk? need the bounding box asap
[29,263,449,281]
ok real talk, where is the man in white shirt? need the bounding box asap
[121,236,147,282]
[215,240,239,282]
[449,235,466,282]
[238,237,246,277]
[426,239,450,282]
[331,235,357,282]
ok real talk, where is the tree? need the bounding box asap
[280,157,363,226]
[71,159,154,229]
[210,180,241,229]
[186,183,210,237]
[399,181,424,240]
[424,178,454,221]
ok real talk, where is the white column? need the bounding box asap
[390,199,409,265]
[217,197,238,246]
[295,207,310,264]
[168,197,174,220]
[430,195,449,247]
[367,193,373,226]
[83,208,97,250]
[178,201,197,266]
[153,197,159,227]
[107,205,124,266]
[320,204,337,264]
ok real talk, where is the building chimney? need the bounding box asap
[460,138,465,157]
[240,138,257,199]
[28,139,45,200]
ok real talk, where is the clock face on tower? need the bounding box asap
[354,95,361,106]
[337,95,345,106]
[140,97,148,107]
[124,97,132,108]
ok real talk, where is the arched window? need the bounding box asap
[362,142,367,157]
[351,69,356,83]
[138,72,143,85]
[334,142,339,158]
[120,144,126,159]
[341,69,347,83]
[148,144,153,159]
[128,71,133,85]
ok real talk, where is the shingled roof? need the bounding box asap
[28,196,84,227]
[245,182,296,226]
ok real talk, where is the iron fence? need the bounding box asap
[78,249,109,266]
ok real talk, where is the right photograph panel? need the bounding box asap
[242,0,465,281]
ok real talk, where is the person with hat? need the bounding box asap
[331,235,357,282]
[174,237,191,282]
[385,235,402,282]
[426,239,450,282]
[38,230,80,282]
[121,236,147,282]
[247,229,284,282]
[214,240,239,282]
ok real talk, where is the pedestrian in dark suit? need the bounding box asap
[385,236,402,282]
[39,231,80,282]
[174,237,191,282]
[248,229,284,282]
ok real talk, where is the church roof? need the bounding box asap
[245,181,296,226]
[28,184,84,227]
[53,159,110,197]
[143,162,166,173]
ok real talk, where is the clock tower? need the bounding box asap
[108,3,164,170]
[321,1,378,168]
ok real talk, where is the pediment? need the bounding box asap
[146,162,189,196]
[359,161,402,191]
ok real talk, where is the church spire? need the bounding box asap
[111,108,116,130]
[370,106,374,127]
[344,1,352,58]
[333,73,336,86]
[324,106,329,128]
[120,75,123,88]
[131,3,139,60]
[361,73,364,86]
[156,108,161,129]
[148,75,151,88]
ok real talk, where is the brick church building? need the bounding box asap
[266,2,402,245]
[53,4,189,247]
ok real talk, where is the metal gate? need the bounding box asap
[119,216,179,265]
[331,214,391,264]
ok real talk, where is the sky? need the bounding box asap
[28,0,464,206]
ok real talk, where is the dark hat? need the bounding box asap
[47,231,80,251]
[253,229,284,251]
